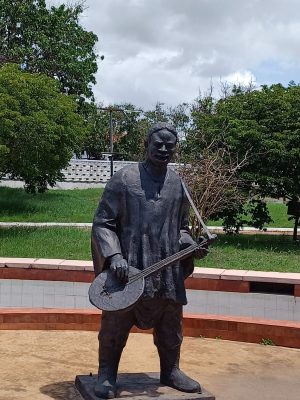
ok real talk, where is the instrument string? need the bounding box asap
[128,248,192,282]
[100,241,208,295]
[136,239,208,279]
[127,242,201,285]
[137,245,198,278]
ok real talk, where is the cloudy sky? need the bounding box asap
[49,0,300,108]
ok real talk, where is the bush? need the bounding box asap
[0,64,88,192]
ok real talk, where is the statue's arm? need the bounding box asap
[179,184,195,279]
[91,177,123,276]
[179,183,195,247]
[179,182,209,279]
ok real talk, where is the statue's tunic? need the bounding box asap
[91,162,194,305]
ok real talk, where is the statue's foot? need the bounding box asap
[94,378,117,399]
[161,367,201,393]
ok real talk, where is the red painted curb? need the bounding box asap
[0,308,299,349]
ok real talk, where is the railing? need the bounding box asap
[1,159,180,184]
[61,160,179,183]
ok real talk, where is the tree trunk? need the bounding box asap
[293,216,299,241]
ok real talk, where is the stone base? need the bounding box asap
[75,373,215,400]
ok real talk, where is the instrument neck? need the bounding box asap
[136,242,200,280]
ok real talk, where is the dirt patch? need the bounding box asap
[0,331,300,400]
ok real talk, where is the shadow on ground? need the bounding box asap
[0,187,38,217]
[40,381,82,400]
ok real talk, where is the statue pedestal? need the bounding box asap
[75,373,215,400]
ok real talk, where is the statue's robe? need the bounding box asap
[91,162,194,305]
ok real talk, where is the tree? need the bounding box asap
[0,0,98,99]
[218,84,300,200]
[104,102,170,161]
[0,64,88,192]
[80,103,144,160]
[179,147,247,236]
[182,83,300,233]
[186,83,300,199]
[0,142,9,172]
[111,104,145,161]
[83,102,192,161]
[80,102,110,159]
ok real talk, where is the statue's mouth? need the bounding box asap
[155,154,169,161]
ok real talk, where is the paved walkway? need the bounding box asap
[0,222,92,228]
[0,221,298,235]
[0,331,300,400]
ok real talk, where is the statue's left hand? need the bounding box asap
[195,236,209,259]
[179,234,209,260]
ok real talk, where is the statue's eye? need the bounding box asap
[166,144,175,150]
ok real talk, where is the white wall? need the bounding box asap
[185,289,300,322]
[1,279,300,322]
[1,160,180,188]
[61,160,137,183]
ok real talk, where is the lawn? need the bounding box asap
[196,234,300,272]
[266,203,294,228]
[208,202,294,228]
[0,227,299,273]
[0,187,103,222]
[0,187,293,228]
[0,227,92,260]
[1,187,298,273]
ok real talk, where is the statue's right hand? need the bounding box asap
[109,254,129,282]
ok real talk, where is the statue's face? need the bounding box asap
[146,129,177,167]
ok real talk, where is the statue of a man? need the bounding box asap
[91,122,207,399]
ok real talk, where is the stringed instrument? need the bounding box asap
[89,237,215,312]
[89,179,217,312]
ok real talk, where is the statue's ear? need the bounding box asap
[144,139,148,149]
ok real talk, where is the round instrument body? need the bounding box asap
[89,266,145,312]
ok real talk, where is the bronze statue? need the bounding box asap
[91,122,208,399]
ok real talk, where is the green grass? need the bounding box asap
[1,187,297,273]
[0,187,103,222]
[208,202,293,228]
[1,227,299,273]
[196,234,300,272]
[0,227,91,260]
[267,203,294,228]
[0,187,294,228]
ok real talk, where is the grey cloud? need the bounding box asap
[47,0,300,107]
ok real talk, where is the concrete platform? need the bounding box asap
[0,331,300,400]
[75,373,215,400]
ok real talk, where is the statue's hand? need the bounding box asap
[179,234,209,260]
[195,236,209,259]
[109,254,129,282]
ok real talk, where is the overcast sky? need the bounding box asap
[48,0,300,108]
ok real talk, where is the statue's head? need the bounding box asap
[145,122,178,167]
